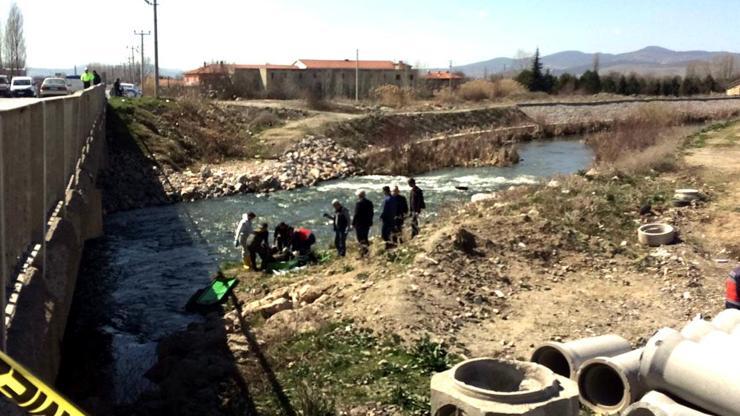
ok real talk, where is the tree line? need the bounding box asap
[1,2,26,76]
[514,48,734,97]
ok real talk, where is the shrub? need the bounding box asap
[491,79,527,98]
[586,103,684,174]
[459,80,495,101]
[371,84,413,108]
[249,110,280,130]
[433,87,459,104]
[294,382,336,416]
[410,336,454,374]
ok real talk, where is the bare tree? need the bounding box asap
[4,3,26,76]
[712,53,737,81]
[514,49,532,70]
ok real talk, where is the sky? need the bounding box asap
[2,0,739,71]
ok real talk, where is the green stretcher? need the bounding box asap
[185,276,239,313]
[263,252,334,274]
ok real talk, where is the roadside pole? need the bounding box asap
[144,0,161,97]
[0,117,6,352]
[355,49,359,102]
[135,30,151,93]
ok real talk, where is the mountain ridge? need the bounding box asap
[448,46,740,78]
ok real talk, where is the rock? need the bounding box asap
[547,179,561,188]
[200,165,212,178]
[471,193,496,203]
[236,174,249,185]
[454,228,478,255]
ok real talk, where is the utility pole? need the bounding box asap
[128,46,139,83]
[449,60,453,90]
[145,0,160,97]
[355,49,359,102]
[135,30,151,92]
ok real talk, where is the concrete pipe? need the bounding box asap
[679,319,716,341]
[711,309,740,332]
[576,348,646,414]
[637,224,676,246]
[622,391,712,416]
[673,189,701,202]
[530,335,632,379]
[640,328,740,416]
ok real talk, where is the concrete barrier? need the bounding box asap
[0,85,106,389]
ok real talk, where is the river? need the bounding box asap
[57,139,593,404]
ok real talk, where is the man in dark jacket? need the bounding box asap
[274,222,294,252]
[408,178,426,238]
[247,223,271,271]
[392,186,409,245]
[325,199,350,257]
[379,186,397,249]
[352,190,374,257]
[92,70,102,85]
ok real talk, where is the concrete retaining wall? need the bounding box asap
[0,86,106,387]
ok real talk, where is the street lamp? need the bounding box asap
[144,0,160,97]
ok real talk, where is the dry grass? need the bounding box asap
[459,80,494,101]
[371,85,414,108]
[586,103,684,174]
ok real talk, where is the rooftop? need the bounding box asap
[295,59,405,70]
[424,71,464,80]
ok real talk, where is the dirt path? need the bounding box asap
[684,121,740,260]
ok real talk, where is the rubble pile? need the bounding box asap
[166,136,359,202]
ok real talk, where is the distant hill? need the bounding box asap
[448,46,740,78]
[27,66,184,78]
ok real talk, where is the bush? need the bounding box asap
[433,87,459,104]
[491,79,527,98]
[587,103,683,174]
[371,84,413,108]
[249,110,280,130]
[459,80,495,101]
[410,336,454,374]
[295,382,336,416]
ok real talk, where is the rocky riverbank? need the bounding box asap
[102,136,360,212]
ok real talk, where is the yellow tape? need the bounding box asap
[0,350,86,416]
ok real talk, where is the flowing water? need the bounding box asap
[58,139,592,403]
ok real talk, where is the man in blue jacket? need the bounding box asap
[379,186,397,249]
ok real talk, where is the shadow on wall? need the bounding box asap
[97,105,174,213]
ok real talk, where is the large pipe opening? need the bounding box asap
[578,362,626,409]
[531,346,570,377]
[454,359,527,392]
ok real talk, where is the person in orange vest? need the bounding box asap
[726,266,740,310]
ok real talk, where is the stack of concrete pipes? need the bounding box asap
[530,308,740,416]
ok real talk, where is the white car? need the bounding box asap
[121,83,142,98]
[10,76,35,97]
[39,78,69,97]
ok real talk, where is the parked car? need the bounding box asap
[0,75,9,97]
[10,76,36,97]
[39,78,69,98]
[121,83,142,98]
[65,75,84,93]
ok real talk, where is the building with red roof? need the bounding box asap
[184,58,417,99]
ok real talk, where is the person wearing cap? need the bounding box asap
[247,222,271,270]
[408,178,426,238]
[80,68,94,89]
[274,222,294,252]
[352,190,374,258]
[379,186,398,249]
[234,212,256,269]
[324,199,351,257]
[392,185,409,245]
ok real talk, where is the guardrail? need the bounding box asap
[0,85,106,354]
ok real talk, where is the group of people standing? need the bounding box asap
[318,178,426,259]
[232,178,425,271]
